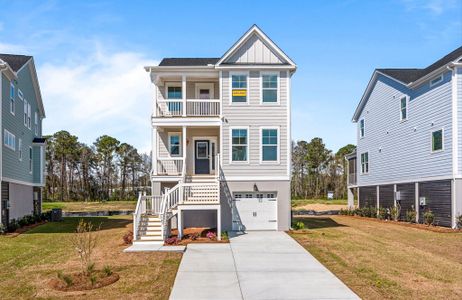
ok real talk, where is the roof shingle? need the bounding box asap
[0,54,32,72]
[159,58,220,66]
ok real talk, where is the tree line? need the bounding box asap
[291,137,355,199]
[45,131,151,202]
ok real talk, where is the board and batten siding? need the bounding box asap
[220,70,289,178]
[356,72,453,186]
[226,33,285,64]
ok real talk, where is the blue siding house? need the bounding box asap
[0,54,46,226]
[347,46,462,228]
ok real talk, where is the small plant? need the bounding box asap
[457,215,462,229]
[377,207,387,220]
[122,231,133,245]
[103,265,113,276]
[406,208,416,223]
[0,224,5,234]
[165,237,179,245]
[423,209,435,226]
[70,219,99,276]
[221,231,229,241]
[390,206,399,221]
[90,274,97,286]
[86,262,95,275]
[190,232,200,240]
[206,231,216,240]
[291,221,305,230]
[57,271,73,287]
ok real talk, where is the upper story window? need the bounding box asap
[359,118,365,138]
[24,100,28,127]
[27,103,31,129]
[4,129,16,151]
[431,129,443,152]
[261,128,278,162]
[29,147,33,173]
[167,85,182,99]
[231,74,247,103]
[400,97,408,121]
[168,133,181,156]
[231,128,248,162]
[360,152,369,174]
[429,74,443,87]
[34,112,39,136]
[18,89,23,100]
[18,138,22,161]
[10,81,15,115]
[262,73,278,103]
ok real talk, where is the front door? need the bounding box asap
[195,140,210,174]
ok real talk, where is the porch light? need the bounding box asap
[253,184,258,192]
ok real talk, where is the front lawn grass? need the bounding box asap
[42,200,137,212]
[0,216,181,299]
[291,198,348,207]
[290,216,462,299]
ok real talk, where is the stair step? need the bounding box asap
[142,217,161,221]
[140,236,163,241]
[140,221,162,225]
[143,231,162,236]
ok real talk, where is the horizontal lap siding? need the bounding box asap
[396,183,415,220]
[457,67,462,174]
[379,185,394,208]
[418,180,452,227]
[357,72,453,186]
[359,186,376,208]
[221,71,289,177]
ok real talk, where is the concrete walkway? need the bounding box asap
[170,231,359,300]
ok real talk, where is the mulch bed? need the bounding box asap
[49,271,119,292]
[169,227,229,245]
[4,221,47,237]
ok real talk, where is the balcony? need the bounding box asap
[156,99,220,117]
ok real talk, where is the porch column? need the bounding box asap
[182,126,186,176]
[217,207,221,241]
[178,209,183,239]
[182,75,186,117]
[415,182,419,223]
[347,188,354,208]
[152,126,158,176]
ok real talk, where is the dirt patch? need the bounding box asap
[169,227,229,245]
[48,271,119,292]
[293,203,348,211]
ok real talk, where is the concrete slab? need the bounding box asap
[123,244,185,253]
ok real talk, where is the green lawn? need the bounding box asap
[290,216,462,299]
[0,216,181,299]
[42,200,137,212]
[292,198,347,208]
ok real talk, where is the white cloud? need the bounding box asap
[39,47,158,153]
[400,0,459,15]
[0,42,27,53]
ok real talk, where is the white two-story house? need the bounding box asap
[347,46,462,228]
[133,25,296,243]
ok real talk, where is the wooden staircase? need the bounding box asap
[134,215,163,244]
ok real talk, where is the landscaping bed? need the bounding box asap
[168,227,229,245]
[49,271,120,291]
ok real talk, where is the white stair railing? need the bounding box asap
[133,193,162,241]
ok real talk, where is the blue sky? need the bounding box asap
[0,0,460,153]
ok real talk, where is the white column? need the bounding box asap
[178,208,183,239]
[182,126,187,176]
[376,185,380,216]
[182,75,187,117]
[152,126,158,176]
[393,184,397,207]
[415,182,419,223]
[347,188,354,208]
[217,207,222,241]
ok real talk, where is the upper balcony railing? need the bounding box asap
[156,99,220,117]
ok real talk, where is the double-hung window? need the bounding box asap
[168,133,181,156]
[400,97,407,121]
[4,129,16,151]
[360,152,369,174]
[262,73,278,103]
[261,128,278,162]
[432,129,443,152]
[231,128,248,162]
[359,118,365,138]
[231,74,247,103]
[10,81,15,115]
[29,147,33,173]
[166,83,182,115]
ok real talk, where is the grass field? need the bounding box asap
[42,200,137,212]
[290,216,462,299]
[0,216,181,299]
[292,199,348,211]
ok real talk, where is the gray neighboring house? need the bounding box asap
[347,46,462,228]
[0,54,46,227]
[133,25,296,244]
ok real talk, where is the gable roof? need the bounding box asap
[0,54,32,72]
[352,46,462,122]
[159,58,220,66]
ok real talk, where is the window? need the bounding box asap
[359,118,365,138]
[432,129,443,152]
[24,100,28,126]
[400,97,407,121]
[231,74,247,103]
[29,147,33,173]
[262,73,278,103]
[18,139,22,161]
[18,89,23,100]
[430,74,443,87]
[27,103,31,129]
[360,152,369,174]
[261,128,278,162]
[168,133,181,156]
[4,129,16,151]
[10,81,15,115]
[165,83,182,114]
[167,86,182,99]
[231,128,248,162]
[34,112,39,136]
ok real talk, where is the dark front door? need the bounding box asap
[195,140,210,174]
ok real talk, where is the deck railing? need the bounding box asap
[156,99,220,117]
[157,158,183,176]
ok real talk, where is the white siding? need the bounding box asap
[226,33,285,64]
[457,67,462,174]
[357,73,453,186]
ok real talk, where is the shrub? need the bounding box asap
[377,208,387,220]
[291,221,305,230]
[0,224,5,234]
[18,217,28,227]
[457,215,462,229]
[7,219,19,232]
[221,231,229,241]
[206,231,217,240]
[406,209,416,223]
[189,232,200,240]
[165,237,179,245]
[390,206,399,221]
[122,231,133,245]
[57,271,73,287]
[71,219,99,276]
[103,265,113,276]
[423,210,435,226]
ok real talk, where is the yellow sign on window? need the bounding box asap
[232,90,247,97]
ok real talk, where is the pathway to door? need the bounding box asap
[169,231,359,299]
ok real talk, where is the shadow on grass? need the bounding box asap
[23,217,132,234]
[293,217,347,229]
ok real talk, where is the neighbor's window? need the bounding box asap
[432,129,443,152]
[360,152,369,174]
[27,103,31,129]
[231,128,248,161]
[400,97,407,121]
[10,81,15,115]
[29,147,33,173]
[18,138,22,161]
[429,74,443,87]
[169,133,181,156]
[34,111,39,136]
[24,100,28,127]
[359,118,365,138]
[261,128,278,161]
[262,74,278,103]
[231,74,247,103]
[4,129,16,151]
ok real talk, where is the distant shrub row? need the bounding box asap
[0,211,52,234]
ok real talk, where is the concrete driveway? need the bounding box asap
[169,231,359,300]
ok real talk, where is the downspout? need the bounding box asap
[448,63,459,228]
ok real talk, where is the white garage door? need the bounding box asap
[232,192,277,231]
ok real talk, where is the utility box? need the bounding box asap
[395,191,401,201]
[327,191,334,200]
[419,197,426,206]
[51,208,63,222]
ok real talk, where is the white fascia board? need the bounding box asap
[151,117,221,127]
[215,65,296,70]
[145,65,216,72]
[224,175,290,181]
[0,61,17,80]
[27,60,46,118]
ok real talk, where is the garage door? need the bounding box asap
[232,192,277,231]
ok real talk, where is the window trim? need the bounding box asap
[359,118,365,138]
[27,103,31,129]
[167,132,182,157]
[429,74,444,87]
[164,82,182,100]
[34,111,39,136]
[18,89,23,100]
[194,82,214,99]
[10,81,15,115]
[431,128,444,153]
[260,71,280,105]
[360,151,369,174]
[4,129,16,151]
[18,138,22,161]
[259,126,280,164]
[229,71,250,105]
[29,146,33,174]
[229,126,250,164]
[24,100,28,127]
[400,96,408,122]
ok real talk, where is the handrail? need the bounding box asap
[133,192,145,241]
